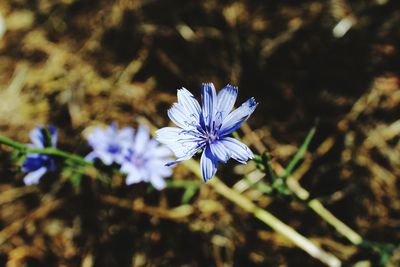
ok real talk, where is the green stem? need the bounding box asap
[0,134,92,166]
[166,179,200,188]
[0,135,26,150]
[281,127,316,180]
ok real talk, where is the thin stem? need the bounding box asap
[28,148,91,166]
[0,134,92,166]
[182,159,341,267]
[241,124,365,247]
[281,127,316,180]
[166,179,200,188]
[0,135,26,150]
[308,199,363,245]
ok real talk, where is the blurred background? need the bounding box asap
[0,0,399,266]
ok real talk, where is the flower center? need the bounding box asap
[107,143,121,154]
[207,133,218,143]
[131,155,146,167]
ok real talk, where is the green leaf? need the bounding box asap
[166,180,200,204]
[70,172,82,189]
[280,127,316,180]
[181,186,198,204]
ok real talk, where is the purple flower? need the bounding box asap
[22,126,57,185]
[120,125,174,190]
[85,123,134,165]
[156,83,257,182]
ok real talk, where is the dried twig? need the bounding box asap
[0,198,62,246]
[99,195,193,222]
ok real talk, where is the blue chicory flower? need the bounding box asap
[156,83,257,182]
[120,125,174,190]
[22,126,57,185]
[85,123,134,165]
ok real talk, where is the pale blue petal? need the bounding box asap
[156,164,173,177]
[167,88,202,129]
[200,145,218,182]
[165,141,204,166]
[126,173,142,185]
[139,168,150,182]
[150,174,166,190]
[133,125,150,154]
[219,97,257,136]
[84,151,97,161]
[96,150,114,165]
[29,128,45,148]
[168,103,196,129]
[113,153,126,165]
[209,141,230,163]
[155,127,183,144]
[140,139,157,159]
[86,125,132,166]
[219,137,253,164]
[201,83,217,128]
[153,146,174,158]
[216,85,238,122]
[148,158,174,175]
[156,127,203,159]
[120,162,134,173]
[122,163,142,185]
[87,128,106,147]
[23,167,47,185]
[177,88,201,120]
[117,127,134,142]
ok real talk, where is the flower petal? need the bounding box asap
[165,141,203,166]
[133,125,150,154]
[209,141,230,163]
[126,173,142,185]
[122,164,142,185]
[153,146,174,158]
[156,127,204,159]
[201,83,217,129]
[219,137,253,164]
[177,88,201,121]
[84,151,97,162]
[117,127,134,142]
[87,128,107,148]
[168,103,198,129]
[200,145,218,182]
[156,127,182,144]
[96,150,114,165]
[138,168,150,182]
[150,174,166,190]
[219,97,257,136]
[23,167,47,185]
[217,85,238,122]
[156,164,174,177]
[29,128,45,148]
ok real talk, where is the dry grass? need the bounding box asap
[0,0,399,266]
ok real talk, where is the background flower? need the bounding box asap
[85,123,134,165]
[120,125,174,190]
[22,126,57,185]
